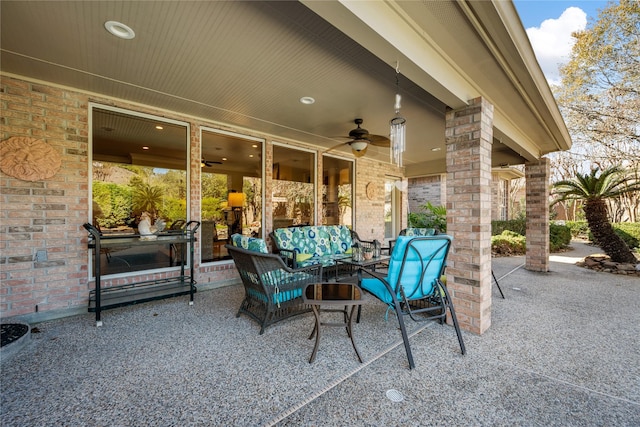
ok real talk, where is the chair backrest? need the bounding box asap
[386,235,451,300]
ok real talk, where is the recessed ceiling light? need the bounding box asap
[104,21,136,40]
[300,96,315,105]
[249,154,254,158]
[142,146,149,150]
[155,125,163,130]
[222,157,227,161]
[252,144,258,148]
[431,147,442,152]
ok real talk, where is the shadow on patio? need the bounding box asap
[2,242,639,426]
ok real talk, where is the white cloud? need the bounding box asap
[525,7,587,85]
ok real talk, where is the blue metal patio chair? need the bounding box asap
[358,235,466,369]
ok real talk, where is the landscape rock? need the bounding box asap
[578,254,640,277]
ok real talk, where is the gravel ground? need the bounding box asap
[2,241,639,426]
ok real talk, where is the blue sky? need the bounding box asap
[513,0,610,84]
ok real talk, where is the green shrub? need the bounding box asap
[408,202,447,232]
[550,223,572,252]
[565,221,590,238]
[491,219,526,236]
[491,230,526,256]
[588,222,640,250]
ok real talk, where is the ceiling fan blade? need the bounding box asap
[202,159,222,166]
[368,134,390,146]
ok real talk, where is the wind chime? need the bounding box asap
[390,62,406,167]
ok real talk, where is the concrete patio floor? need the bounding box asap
[1,241,639,426]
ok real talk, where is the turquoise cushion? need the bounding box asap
[231,234,268,253]
[361,236,450,305]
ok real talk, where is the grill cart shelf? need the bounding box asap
[83,221,200,326]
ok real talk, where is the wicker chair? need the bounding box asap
[226,244,322,334]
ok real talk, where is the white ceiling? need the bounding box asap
[0,1,570,176]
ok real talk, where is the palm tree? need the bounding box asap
[553,166,639,264]
[132,182,163,218]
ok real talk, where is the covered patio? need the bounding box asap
[1,1,570,336]
[2,244,638,426]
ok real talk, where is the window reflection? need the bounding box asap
[385,177,401,239]
[272,145,315,229]
[91,106,188,276]
[322,155,353,226]
[201,129,263,263]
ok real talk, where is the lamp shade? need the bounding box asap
[227,192,244,208]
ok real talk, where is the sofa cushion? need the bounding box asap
[327,225,353,254]
[272,226,332,257]
[230,234,268,253]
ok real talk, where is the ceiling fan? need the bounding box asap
[327,118,390,158]
[201,158,222,167]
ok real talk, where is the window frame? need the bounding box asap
[199,126,265,264]
[321,153,355,227]
[271,141,318,227]
[88,103,191,279]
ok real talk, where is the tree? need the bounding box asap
[552,166,639,263]
[131,182,163,218]
[555,0,640,164]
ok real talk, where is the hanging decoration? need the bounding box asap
[390,62,406,167]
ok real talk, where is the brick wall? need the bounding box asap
[1,75,402,322]
[525,159,550,272]
[408,175,443,212]
[354,158,404,243]
[1,77,91,318]
[444,97,493,335]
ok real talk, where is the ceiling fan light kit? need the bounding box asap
[350,140,368,152]
[325,118,390,158]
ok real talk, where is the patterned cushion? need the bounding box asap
[404,228,435,237]
[230,234,268,253]
[327,225,353,254]
[272,225,353,267]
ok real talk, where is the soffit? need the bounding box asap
[0,0,568,177]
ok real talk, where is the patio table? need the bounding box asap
[302,283,367,363]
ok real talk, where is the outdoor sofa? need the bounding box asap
[269,225,356,269]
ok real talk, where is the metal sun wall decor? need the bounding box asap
[0,137,62,181]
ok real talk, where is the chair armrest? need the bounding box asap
[357,267,397,300]
[358,267,387,282]
[276,247,298,268]
[383,239,396,255]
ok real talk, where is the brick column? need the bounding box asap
[525,159,550,272]
[445,97,493,335]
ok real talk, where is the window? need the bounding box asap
[322,155,353,226]
[499,179,508,221]
[272,144,315,229]
[384,177,402,239]
[200,129,263,263]
[90,105,189,276]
